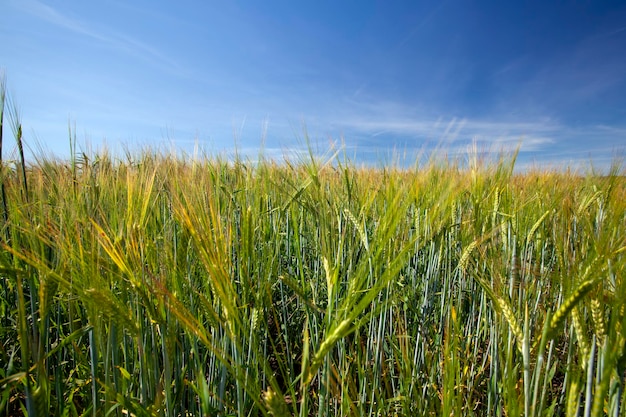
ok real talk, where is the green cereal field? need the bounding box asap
[1,86,625,417]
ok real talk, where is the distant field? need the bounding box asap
[0,141,624,416]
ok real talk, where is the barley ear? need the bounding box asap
[344,208,369,251]
[263,388,290,417]
[566,378,581,417]
[590,297,606,342]
[549,278,599,339]
[458,240,479,273]
[473,274,523,353]
[496,294,524,354]
[526,209,552,245]
[303,318,352,385]
[571,306,590,365]
[492,186,500,227]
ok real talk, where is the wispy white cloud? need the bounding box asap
[12,0,91,38]
[321,96,625,167]
[12,0,188,77]
[335,114,556,148]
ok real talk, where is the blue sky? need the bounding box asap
[2,0,626,169]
